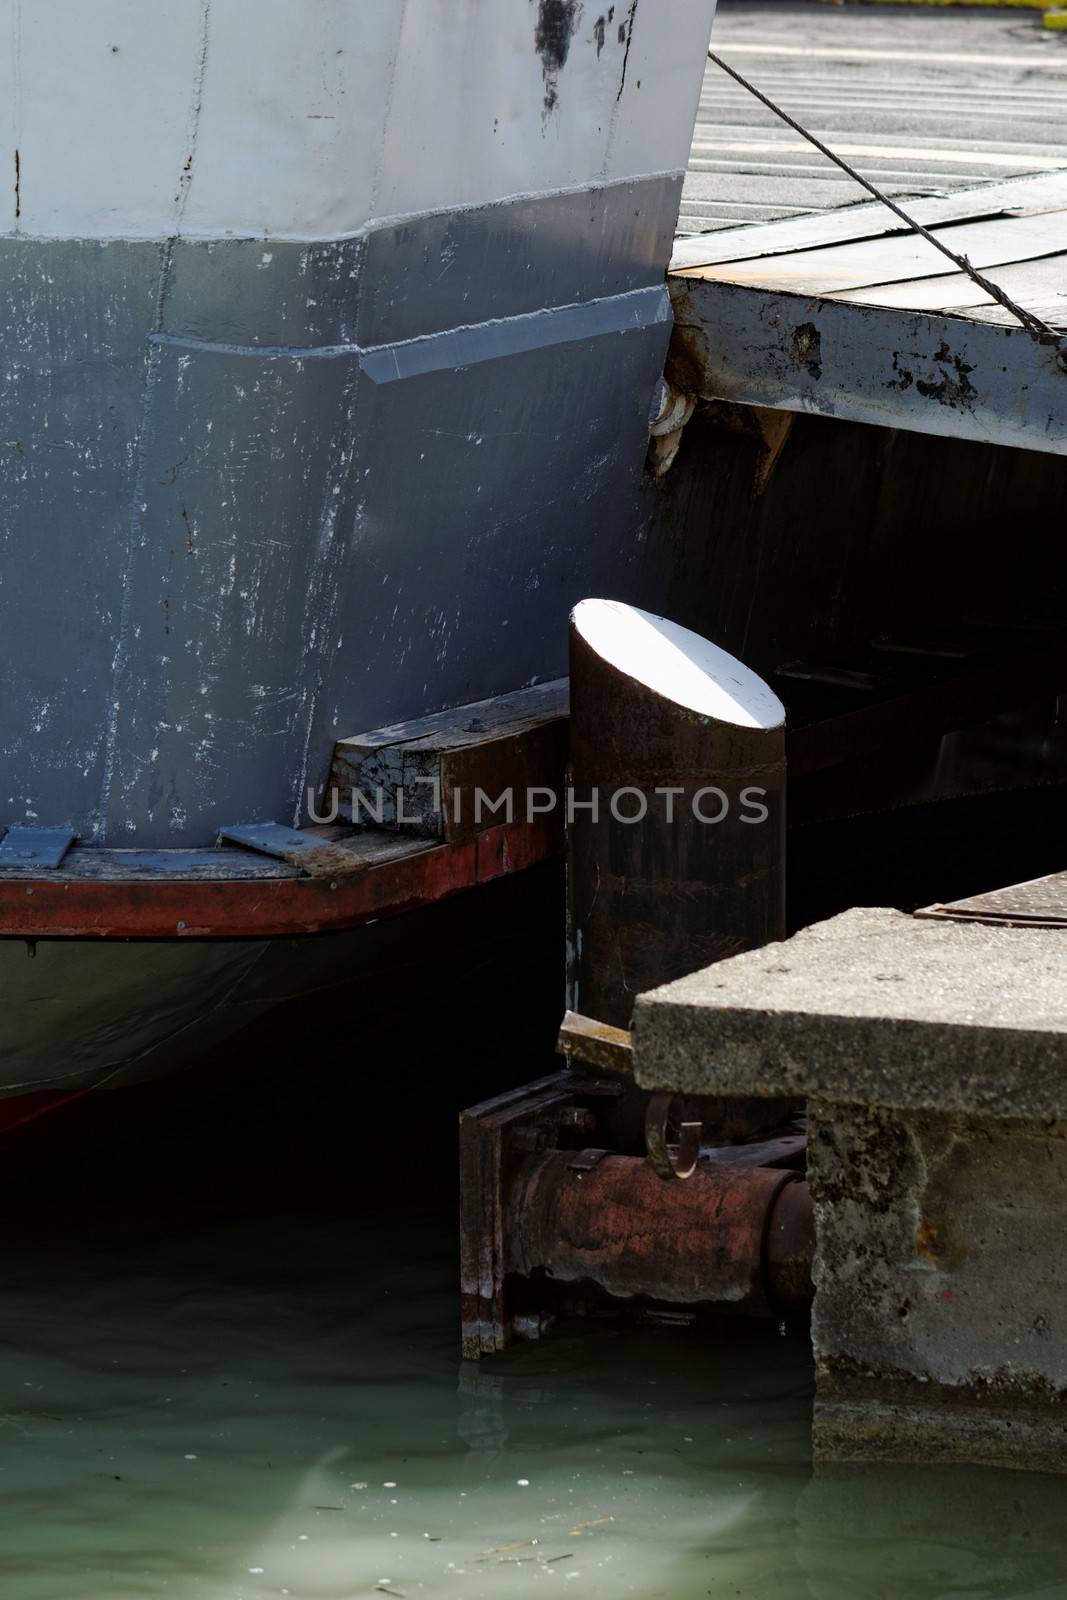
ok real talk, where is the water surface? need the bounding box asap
[2,1173,1065,1600]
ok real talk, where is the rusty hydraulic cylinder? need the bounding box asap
[509,1151,813,1318]
[567,600,786,1028]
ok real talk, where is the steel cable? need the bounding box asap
[707,49,1067,360]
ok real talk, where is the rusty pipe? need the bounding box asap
[764,1172,815,1313]
[508,1151,813,1319]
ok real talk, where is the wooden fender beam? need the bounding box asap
[0,816,559,941]
[1,681,570,940]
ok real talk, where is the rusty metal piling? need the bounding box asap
[566,599,787,1028]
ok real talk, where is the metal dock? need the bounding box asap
[669,171,1067,454]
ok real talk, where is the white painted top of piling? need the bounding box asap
[572,600,784,730]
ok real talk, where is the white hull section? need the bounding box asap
[2,0,716,243]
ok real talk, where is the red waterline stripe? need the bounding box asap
[0,817,562,941]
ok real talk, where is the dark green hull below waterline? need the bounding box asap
[0,938,276,1107]
[0,870,559,1125]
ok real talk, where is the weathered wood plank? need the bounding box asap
[334,680,568,756]
[49,847,299,882]
[329,679,569,840]
[828,253,1067,318]
[556,1011,634,1076]
[681,209,1067,298]
[963,299,1067,329]
[217,821,432,879]
[670,172,1067,271]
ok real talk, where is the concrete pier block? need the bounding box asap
[809,1102,1067,1472]
[633,907,1067,1471]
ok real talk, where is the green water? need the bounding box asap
[2,1177,1065,1600]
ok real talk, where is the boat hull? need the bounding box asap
[0,854,563,1130]
[1,1,717,849]
[0,3,716,1115]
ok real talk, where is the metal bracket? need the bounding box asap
[0,826,75,871]
[217,820,428,879]
[567,1147,610,1173]
[644,1091,703,1181]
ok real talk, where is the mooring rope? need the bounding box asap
[707,49,1066,357]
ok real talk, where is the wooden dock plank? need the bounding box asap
[828,253,1067,318]
[681,208,1067,298]
[671,171,1067,271]
[960,297,1067,329]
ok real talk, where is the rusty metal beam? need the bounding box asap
[786,635,1067,781]
[669,275,1067,455]
[459,1073,592,1358]
[917,867,1067,928]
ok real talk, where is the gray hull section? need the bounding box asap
[1,176,680,847]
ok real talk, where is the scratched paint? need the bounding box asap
[0,1,716,846]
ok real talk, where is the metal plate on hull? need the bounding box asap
[0,827,75,870]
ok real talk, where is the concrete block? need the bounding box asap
[809,1101,1067,1472]
[633,907,1067,1121]
[633,905,1067,1470]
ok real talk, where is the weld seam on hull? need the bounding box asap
[151,283,672,369]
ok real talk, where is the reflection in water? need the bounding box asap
[1,1180,1064,1600]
